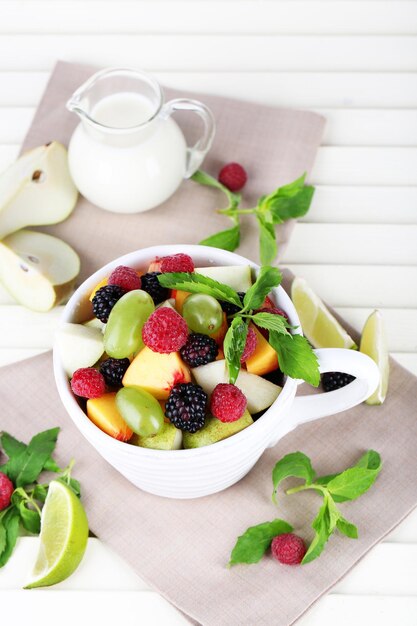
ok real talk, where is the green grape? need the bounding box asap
[116,386,164,437]
[104,290,154,358]
[182,294,223,335]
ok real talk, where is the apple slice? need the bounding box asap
[0,229,80,312]
[56,323,104,376]
[0,142,78,239]
[192,360,281,413]
[195,265,253,291]
[183,410,253,449]
[131,422,183,450]
[84,318,106,333]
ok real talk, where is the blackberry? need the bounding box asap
[220,291,245,315]
[140,272,169,304]
[180,333,218,367]
[99,357,130,387]
[92,284,126,322]
[165,383,208,433]
[322,371,355,392]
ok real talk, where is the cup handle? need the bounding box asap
[267,348,380,448]
[161,98,216,177]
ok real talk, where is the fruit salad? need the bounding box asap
[57,253,292,451]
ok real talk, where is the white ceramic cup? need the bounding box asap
[53,245,380,499]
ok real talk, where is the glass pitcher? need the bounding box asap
[66,68,215,213]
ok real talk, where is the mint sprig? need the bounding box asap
[229,519,293,566]
[0,428,82,568]
[158,267,320,387]
[192,170,315,264]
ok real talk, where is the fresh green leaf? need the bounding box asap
[229,519,293,566]
[269,332,320,387]
[336,517,358,539]
[32,484,48,503]
[57,476,81,498]
[0,516,7,555]
[326,494,341,532]
[15,428,60,487]
[355,450,381,471]
[272,452,315,503]
[158,272,242,307]
[200,224,240,252]
[250,312,291,335]
[18,501,40,534]
[43,457,62,473]
[0,432,26,458]
[191,170,241,207]
[302,499,331,564]
[0,507,20,568]
[256,213,277,266]
[242,266,282,312]
[326,466,381,502]
[268,187,315,222]
[223,317,248,385]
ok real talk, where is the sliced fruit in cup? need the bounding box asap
[87,392,133,441]
[291,277,357,350]
[56,323,105,377]
[25,480,88,589]
[360,310,389,405]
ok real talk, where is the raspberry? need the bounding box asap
[220,292,245,316]
[92,284,126,323]
[322,372,355,392]
[260,295,275,310]
[160,253,195,274]
[180,333,218,367]
[218,162,247,192]
[108,265,141,292]
[142,308,188,353]
[241,326,257,362]
[140,272,169,305]
[99,357,130,387]
[210,383,247,422]
[165,383,208,433]
[71,368,106,398]
[256,306,290,339]
[0,472,14,511]
[271,533,306,565]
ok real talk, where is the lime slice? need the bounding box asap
[360,310,389,405]
[25,480,88,589]
[291,277,357,350]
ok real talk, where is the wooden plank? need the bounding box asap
[0,35,415,71]
[305,186,417,225]
[282,264,417,307]
[2,2,416,35]
[385,507,417,542]
[1,72,416,109]
[392,352,417,375]
[284,224,417,265]
[3,107,417,147]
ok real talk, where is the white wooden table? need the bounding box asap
[0,1,416,624]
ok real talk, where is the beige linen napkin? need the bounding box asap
[2,61,417,625]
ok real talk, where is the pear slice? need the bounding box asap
[56,323,105,377]
[130,422,183,450]
[0,229,80,311]
[183,410,253,448]
[192,360,281,414]
[0,142,78,239]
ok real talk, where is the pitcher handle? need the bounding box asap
[161,98,216,178]
[267,348,380,448]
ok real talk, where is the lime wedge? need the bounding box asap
[291,277,357,349]
[360,310,389,405]
[25,480,88,589]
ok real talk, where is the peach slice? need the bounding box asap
[245,325,279,376]
[122,347,191,400]
[87,392,133,441]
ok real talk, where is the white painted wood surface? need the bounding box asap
[0,1,416,624]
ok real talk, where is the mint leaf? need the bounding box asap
[269,332,320,387]
[272,451,315,503]
[0,507,20,568]
[242,266,282,312]
[302,499,331,564]
[260,174,315,223]
[326,466,381,502]
[256,213,277,266]
[355,450,381,471]
[158,272,242,307]
[223,317,248,385]
[229,519,293,566]
[32,484,48,503]
[200,224,240,252]
[336,517,358,539]
[191,170,241,207]
[15,428,60,487]
[18,501,40,534]
[0,516,7,555]
[0,432,26,458]
[250,312,291,335]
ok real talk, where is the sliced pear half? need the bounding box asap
[0,142,78,239]
[0,229,80,311]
